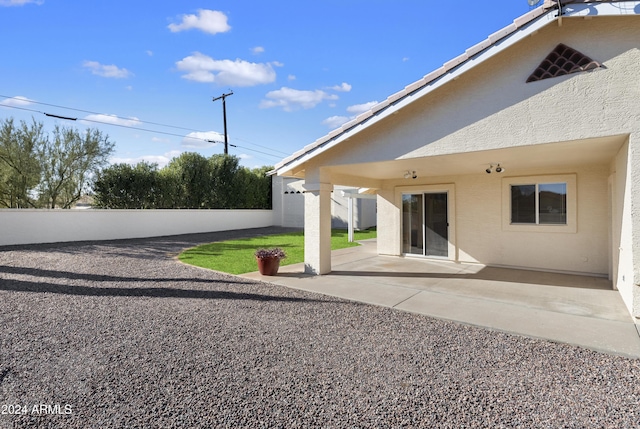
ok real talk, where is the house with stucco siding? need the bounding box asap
[271,0,640,319]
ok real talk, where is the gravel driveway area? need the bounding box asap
[1,227,639,428]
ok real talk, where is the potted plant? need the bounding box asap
[255,247,287,276]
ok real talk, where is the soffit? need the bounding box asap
[324,135,626,182]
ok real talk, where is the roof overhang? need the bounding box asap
[323,134,628,187]
[272,1,639,178]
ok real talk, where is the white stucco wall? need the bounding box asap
[330,193,377,230]
[272,176,376,230]
[0,210,274,246]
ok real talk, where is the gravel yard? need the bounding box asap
[1,227,639,428]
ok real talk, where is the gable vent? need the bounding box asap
[527,43,602,83]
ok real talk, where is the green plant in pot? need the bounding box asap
[255,248,287,276]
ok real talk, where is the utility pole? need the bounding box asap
[212,91,234,155]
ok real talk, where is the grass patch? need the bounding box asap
[179,228,377,275]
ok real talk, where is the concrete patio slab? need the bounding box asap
[242,239,640,358]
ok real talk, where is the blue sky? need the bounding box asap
[0,0,539,168]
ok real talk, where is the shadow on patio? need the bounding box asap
[243,239,640,358]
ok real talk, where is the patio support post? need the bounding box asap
[303,182,333,275]
[347,194,354,242]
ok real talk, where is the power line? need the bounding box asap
[232,135,290,156]
[2,103,212,144]
[1,94,291,156]
[0,94,196,132]
[0,95,288,160]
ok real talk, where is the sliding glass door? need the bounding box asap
[402,194,423,254]
[402,192,449,257]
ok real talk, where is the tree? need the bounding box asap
[90,152,274,210]
[155,167,182,209]
[236,165,272,209]
[209,154,241,208]
[92,162,160,209]
[165,152,211,208]
[37,125,114,208]
[0,118,45,208]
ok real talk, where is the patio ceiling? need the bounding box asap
[322,134,627,185]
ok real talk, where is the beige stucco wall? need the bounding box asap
[333,16,638,273]
[611,139,636,314]
[377,163,610,275]
[628,133,640,317]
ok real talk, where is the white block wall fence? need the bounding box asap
[0,209,274,246]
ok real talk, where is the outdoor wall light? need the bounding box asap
[404,170,417,179]
[485,164,505,174]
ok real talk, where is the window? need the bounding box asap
[502,174,576,233]
[511,183,567,225]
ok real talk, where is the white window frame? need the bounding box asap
[502,174,577,233]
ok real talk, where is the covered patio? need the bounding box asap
[243,239,640,358]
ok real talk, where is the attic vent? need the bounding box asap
[526,43,602,83]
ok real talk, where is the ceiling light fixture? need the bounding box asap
[404,170,417,179]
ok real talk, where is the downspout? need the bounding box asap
[557,0,564,26]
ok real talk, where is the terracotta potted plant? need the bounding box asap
[255,248,287,276]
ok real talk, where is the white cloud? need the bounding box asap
[272,61,284,67]
[251,46,264,54]
[260,87,338,111]
[175,52,276,86]
[168,9,230,35]
[287,74,296,81]
[146,50,154,57]
[330,82,352,92]
[83,61,133,79]
[0,95,33,107]
[0,0,43,6]
[322,100,379,129]
[181,130,224,148]
[111,150,183,169]
[403,57,410,62]
[322,116,350,129]
[82,114,141,127]
[347,101,379,115]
